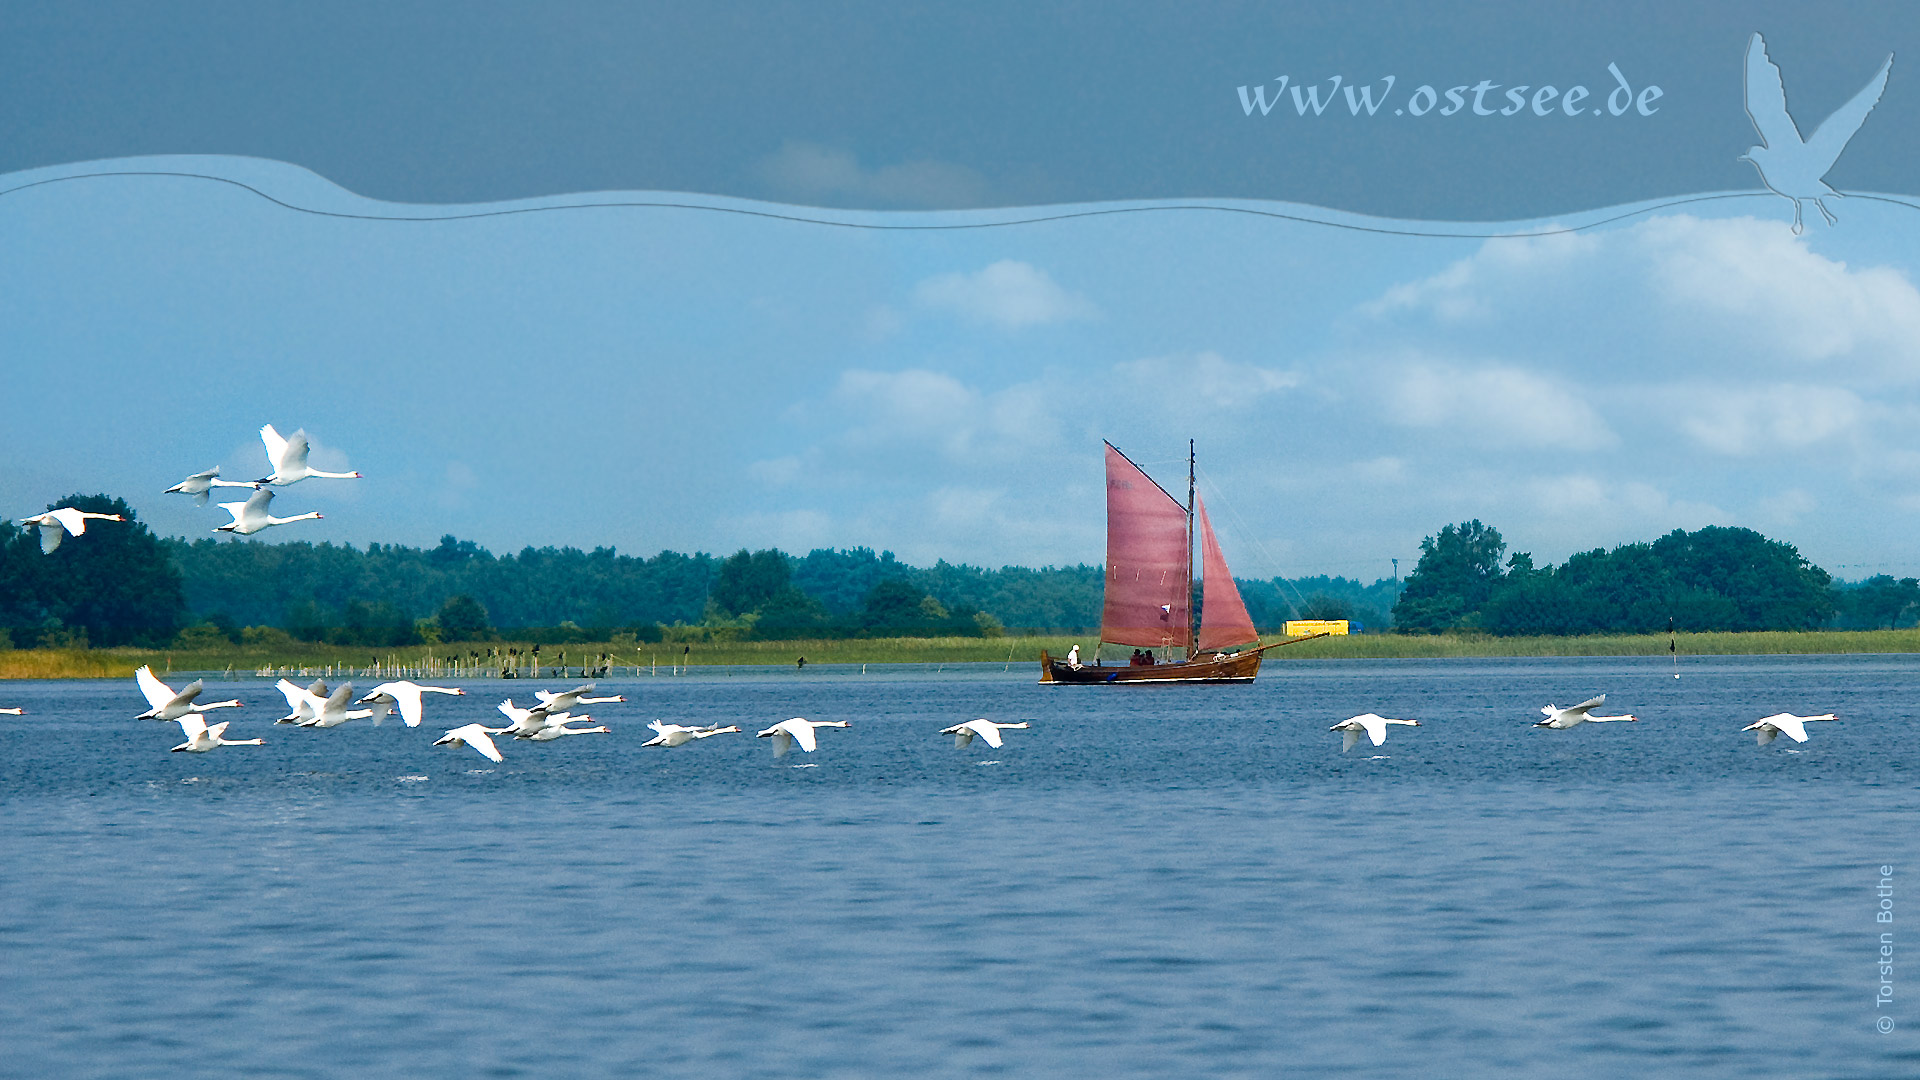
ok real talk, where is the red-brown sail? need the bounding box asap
[1196,496,1258,652]
[1099,442,1191,649]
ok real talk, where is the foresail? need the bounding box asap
[1100,443,1191,649]
[1196,496,1258,652]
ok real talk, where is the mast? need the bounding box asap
[1185,439,1196,661]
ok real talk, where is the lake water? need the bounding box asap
[2,654,1915,1078]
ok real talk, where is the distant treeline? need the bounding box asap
[4,494,1912,651]
[1391,520,1917,635]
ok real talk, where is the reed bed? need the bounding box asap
[5,629,1919,680]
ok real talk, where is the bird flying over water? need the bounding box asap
[756,717,850,758]
[19,508,124,554]
[532,684,625,712]
[169,714,263,753]
[1741,32,1893,232]
[640,721,740,747]
[1742,712,1838,745]
[1330,713,1419,752]
[356,681,465,727]
[1536,695,1638,729]
[939,718,1029,750]
[135,665,242,721]
[435,723,506,763]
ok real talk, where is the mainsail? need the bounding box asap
[1099,443,1191,649]
[1196,496,1258,652]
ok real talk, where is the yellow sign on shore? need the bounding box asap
[1285,619,1350,637]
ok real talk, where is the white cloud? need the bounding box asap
[913,260,1097,329]
[1639,216,1920,374]
[1363,215,1920,382]
[823,368,1065,464]
[1383,361,1614,448]
[1673,383,1864,456]
[1518,474,1727,551]
[756,141,989,209]
[1111,351,1299,417]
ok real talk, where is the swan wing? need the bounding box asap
[1342,728,1360,753]
[788,722,817,753]
[259,423,288,467]
[1565,695,1605,716]
[394,686,426,727]
[136,665,176,710]
[1805,52,1892,170]
[1359,714,1389,746]
[48,507,90,537]
[281,429,312,471]
[175,713,208,740]
[954,729,975,749]
[975,722,1004,749]
[36,521,64,553]
[1770,715,1810,742]
[1744,33,1803,150]
[771,729,793,757]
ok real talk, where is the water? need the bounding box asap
[2,655,1915,1078]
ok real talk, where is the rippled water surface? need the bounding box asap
[3,655,1916,1078]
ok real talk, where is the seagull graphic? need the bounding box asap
[1741,32,1893,233]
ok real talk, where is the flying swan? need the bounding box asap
[1330,713,1420,752]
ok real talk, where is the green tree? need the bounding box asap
[1835,575,1920,629]
[1392,520,1507,633]
[436,594,492,641]
[7,495,186,646]
[712,549,795,616]
[1649,526,1833,631]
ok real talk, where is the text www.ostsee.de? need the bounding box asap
[1237,64,1662,118]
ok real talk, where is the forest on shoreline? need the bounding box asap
[1,495,1915,658]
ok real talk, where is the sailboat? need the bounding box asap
[1040,441,1323,685]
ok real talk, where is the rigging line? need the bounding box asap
[1191,465,1314,612]
[0,169,1814,237]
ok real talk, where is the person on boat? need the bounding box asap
[1067,644,1082,669]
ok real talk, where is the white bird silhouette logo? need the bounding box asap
[1741,32,1893,233]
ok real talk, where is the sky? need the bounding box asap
[2,4,1919,582]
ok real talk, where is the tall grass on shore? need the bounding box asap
[6,628,1920,680]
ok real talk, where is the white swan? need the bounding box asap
[532,684,626,712]
[496,700,594,738]
[255,424,362,486]
[272,678,331,724]
[1330,713,1420,752]
[1742,712,1838,745]
[298,682,376,728]
[170,714,264,753]
[1536,695,1638,729]
[640,720,740,747]
[164,467,255,506]
[435,723,506,763]
[756,717,851,758]
[940,718,1029,749]
[520,720,611,741]
[357,681,465,727]
[135,665,243,721]
[19,507,125,554]
[216,486,323,535]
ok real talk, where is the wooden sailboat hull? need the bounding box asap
[1039,649,1262,685]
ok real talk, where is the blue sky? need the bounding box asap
[3,5,1918,581]
[4,156,1919,581]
